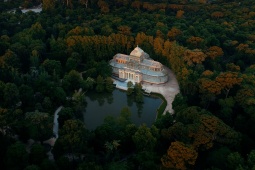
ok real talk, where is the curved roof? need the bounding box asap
[130,46,144,57]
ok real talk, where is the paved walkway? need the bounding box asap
[141,67,180,114]
[113,67,180,115]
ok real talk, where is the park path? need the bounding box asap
[141,67,180,115]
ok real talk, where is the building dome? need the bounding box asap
[130,46,144,57]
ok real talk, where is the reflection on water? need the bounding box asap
[83,89,162,130]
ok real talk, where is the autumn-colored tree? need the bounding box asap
[131,1,141,10]
[199,78,222,95]
[198,0,207,4]
[167,27,182,41]
[162,40,172,57]
[186,36,204,49]
[215,72,243,98]
[168,4,184,11]
[161,141,198,170]
[42,0,55,10]
[226,63,241,72]
[67,26,94,36]
[176,10,185,19]
[135,32,154,47]
[211,11,224,18]
[142,2,156,11]
[79,0,88,8]
[167,42,186,77]
[184,49,207,66]
[117,25,132,36]
[236,43,249,52]
[97,0,109,13]
[153,37,164,55]
[206,46,224,59]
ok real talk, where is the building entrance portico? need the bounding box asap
[119,69,142,83]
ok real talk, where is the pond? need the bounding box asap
[83,89,162,130]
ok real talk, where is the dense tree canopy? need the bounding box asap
[0,0,255,169]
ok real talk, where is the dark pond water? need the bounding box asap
[83,89,162,130]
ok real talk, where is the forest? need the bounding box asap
[0,0,255,169]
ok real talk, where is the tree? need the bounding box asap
[211,11,224,19]
[118,25,132,36]
[215,72,243,98]
[42,59,62,76]
[1,49,20,69]
[105,77,114,93]
[126,81,134,96]
[247,150,255,169]
[176,10,184,18]
[132,124,158,151]
[186,36,204,49]
[161,141,198,170]
[29,22,46,40]
[4,83,19,107]
[30,50,40,69]
[167,27,182,41]
[29,143,47,165]
[184,49,206,66]
[58,119,87,160]
[19,84,34,108]
[42,0,55,10]
[96,75,105,93]
[226,152,245,170]
[25,110,52,142]
[58,107,74,128]
[62,70,83,92]
[153,37,164,55]
[97,0,109,13]
[6,142,29,170]
[206,46,224,60]
[0,81,5,105]
[134,83,143,103]
[83,77,95,90]
[117,107,131,127]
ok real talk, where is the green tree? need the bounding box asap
[29,22,46,40]
[247,150,255,169]
[62,70,83,92]
[58,107,74,128]
[132,124,158,151]
[19,84,34,108]
[1,49,20,69]
[126,81,134,96]
[96,75,105,93]
[29,143,47,165]
[0,81,6,105]
[134,83,143,103]
[105,77,114,92]
[4,83,19,107]
[25,110,52,142]
[58,119,87,160]
[6,142,29,170]
[226,152,245,170]
[42,59,62,76]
